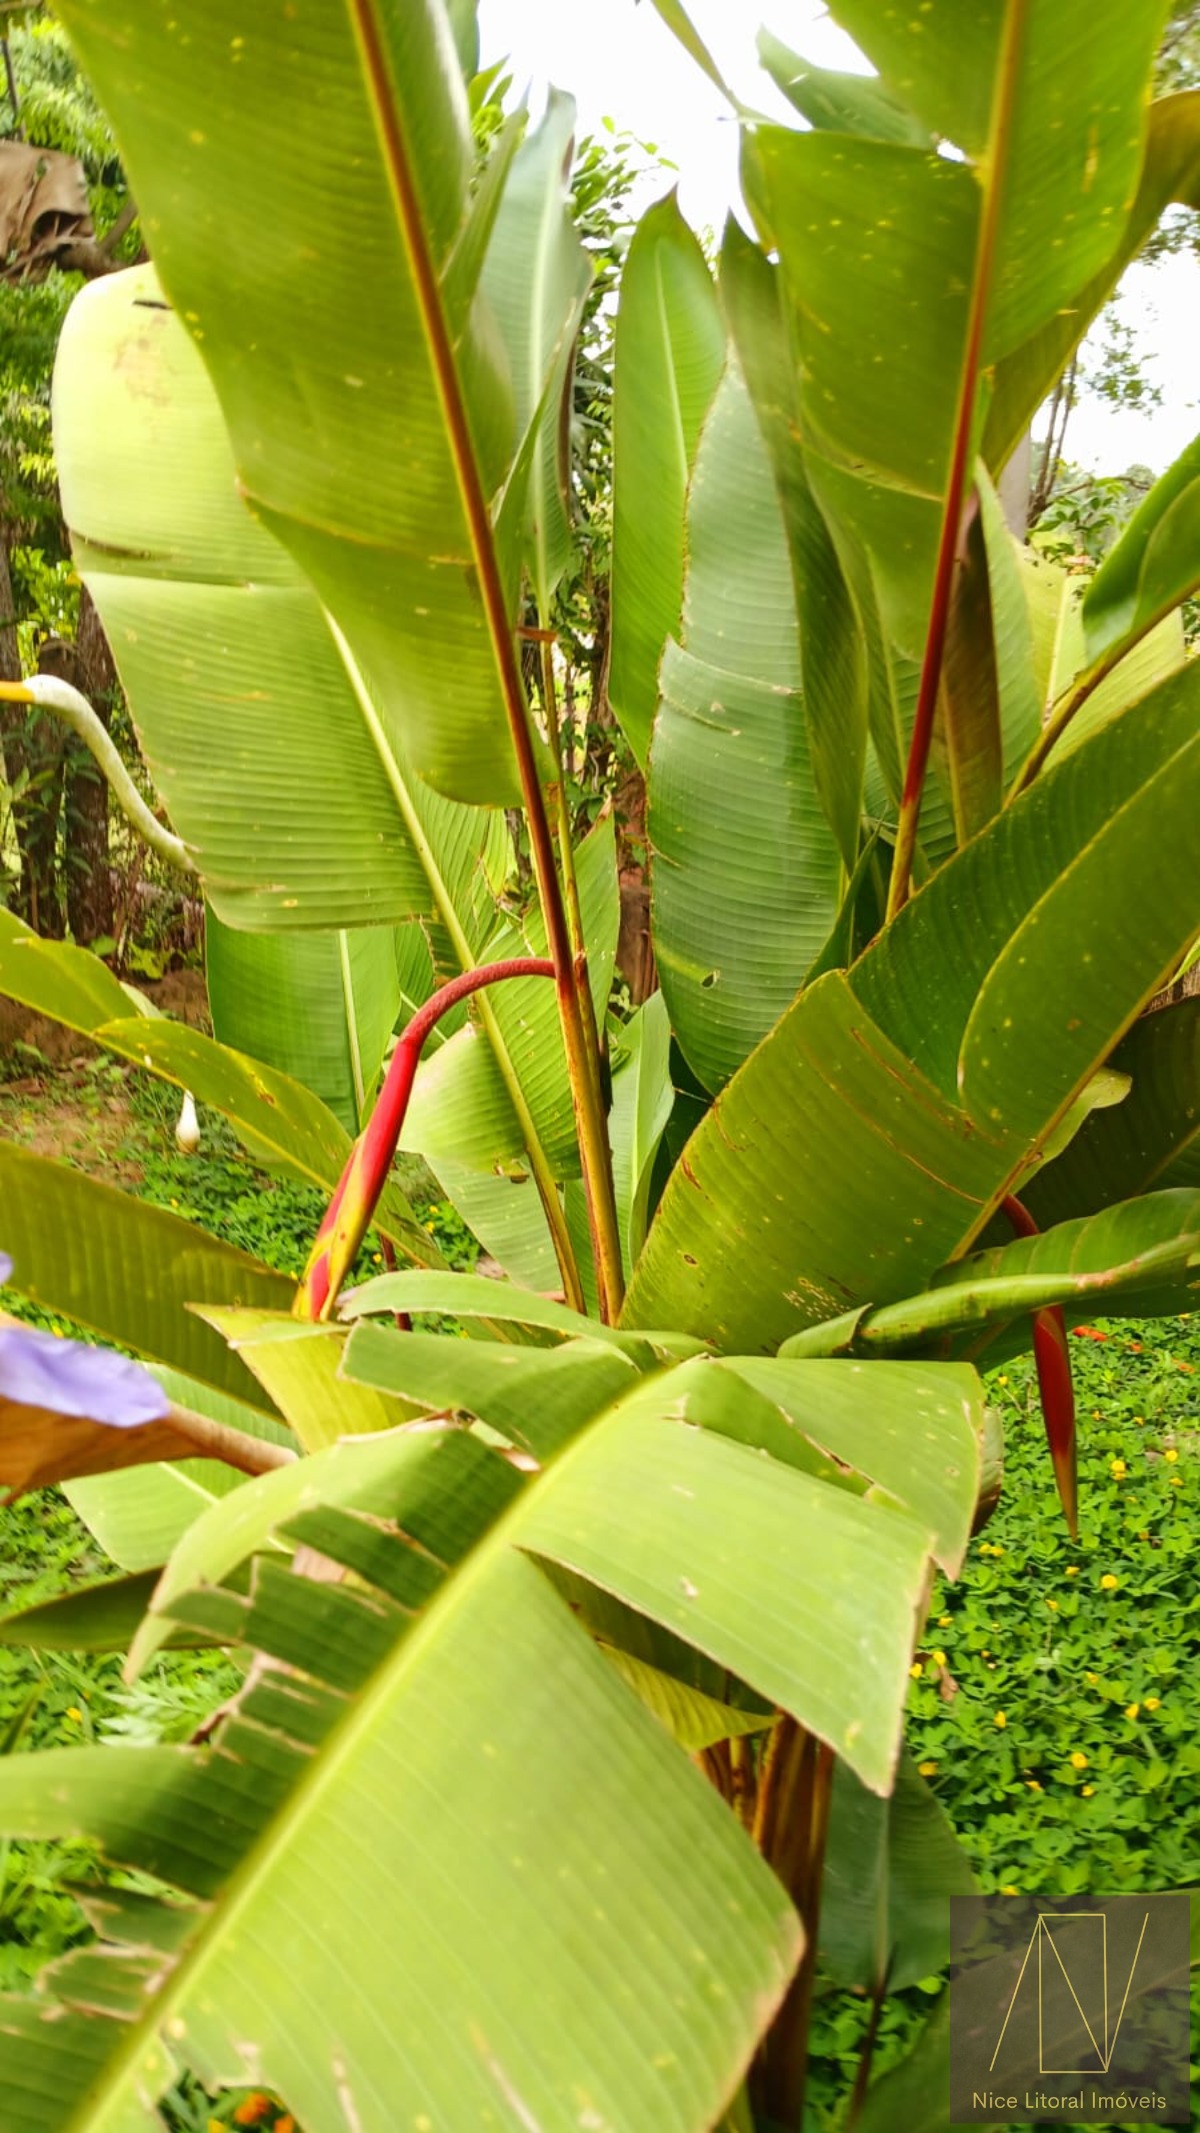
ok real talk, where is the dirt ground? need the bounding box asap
[0,967,209,1186]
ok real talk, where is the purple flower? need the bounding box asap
[0,1325,169,1427]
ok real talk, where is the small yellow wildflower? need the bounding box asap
[1046,1597,1059,1610]
[1134,1415,1144,1425]
[1100,1573,1119,1590]
[1170,1475,1184,1486]
[1066,1565,1079,1576]
[997,1375,1008,1385]
[918,1761,938,1777]
[1081,1784,1096,1797]
[371,1250,383,1263]
[1125,1702,1140,1721]
[1110,1458,1127,1479]
[994,1710,1007,1729]
[1000,1884,1019,1896]
[66,1706,82,1723]
[909,1662,923,1679]
[1145,1696,1161,1711]
[938,1614,952,1627]
[1085,1671,1099,1686]
[1025,1779,1042,1791]
[1164,1447,1179,1462]
[1069,1752,1088,1771]
[932,1649,947,1666]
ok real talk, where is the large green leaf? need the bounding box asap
[782,1191,1200,1365]
[341,1320,640,1457]
[480,89,591,618]
[609,192,726,768]
[756,27,931,147]
[1025,999,1200,1224]
[608,991,674,1276]
[709,1357,980,1576]
[51,269,584,1258]
[626,665,1200,1349]
[62,1363,295,1575]
[53,268,497,928]
[1081,431,1200,667]
[649,362,843,1090]
[206,910,402,1135]
[0,908,438,1266]
[749,0,1169,665]
[0,1417,811,2128]
[985,87,1200,472]
[0,1143,292,1406]
[719,225,866,871]
[52,0,560,806]
[820,1750,975,1994]
[198,1310,420,1454]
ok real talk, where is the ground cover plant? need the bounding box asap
[0,1,1199,2128]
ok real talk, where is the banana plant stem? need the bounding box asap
[1008,566,1200,795]
[885,0,1029,923]
[752,1719,835,2129]
[295,959,556,1322]
[539,638,623,1312]
[349,0,624,1323]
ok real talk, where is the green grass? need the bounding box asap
[807,1313,1200,2129]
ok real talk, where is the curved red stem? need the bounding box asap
[1001,1193,1078,1538]
[296,959,555,1321]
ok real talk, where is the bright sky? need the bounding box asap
[480,0,1199,477]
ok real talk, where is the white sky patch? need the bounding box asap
[481,0,1198,476]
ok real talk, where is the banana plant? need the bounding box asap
[1,2,1199,2127]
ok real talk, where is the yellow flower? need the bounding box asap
[1125,1702,1140,1721]
[1046,1597,1059,1610]
[66,1706,82,1723]
[1134,1415,1144,1424]
[1145,1696,1161,1711]
[918,1761,938,1777]
[932,1649,947,1666]
[1170,1475,1184,1486]
[1164,1447,1179,1462]
[1100,1573,1119,1590]
[1065,1564,1079,1576]
[1069,1752,1088,1771]
[1000,1884,1019,1896]
[1025,1779,1042,1791]
[1081,1784,1096,1797]
[938,1614,952,1627]
[371,1251,383,1263]
[994,1710,1007,1729]
[997,1374,1008,1384]
[909,1662,923,1678]
[1085,1670,1099,1686]
[1110,1458,1127,1479]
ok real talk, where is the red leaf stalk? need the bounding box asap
[1000,1193,1078,1537]
[295,959,555,1322]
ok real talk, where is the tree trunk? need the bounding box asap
[64,586,116,943]
[614,764,656,1006]
[0,532,66,935]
